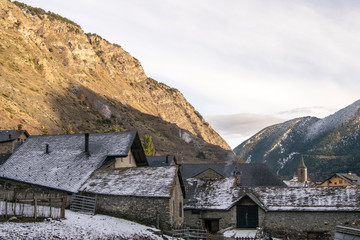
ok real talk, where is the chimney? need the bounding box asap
[166,155,169,164]
[8,134,11,139]
[85,133,89,154]
[235,171,242,186]
[45,144,49,154]
[17,124,22,130]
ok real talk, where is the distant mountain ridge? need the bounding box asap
[0,0,233,162]
[234,100,360,180]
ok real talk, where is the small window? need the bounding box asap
[339,180,343,184]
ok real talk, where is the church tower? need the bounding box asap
[297,156,307,182]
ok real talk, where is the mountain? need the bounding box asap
[0,0,235,162]
[234,100,360,180]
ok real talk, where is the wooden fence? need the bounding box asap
[0,198,66,220]
[171,228,208,239]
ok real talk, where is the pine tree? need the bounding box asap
[142,134,155,156]
[63,124,75,134]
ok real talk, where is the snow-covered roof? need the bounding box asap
[80,166,178,198]
[0,132,147,192]
[185,177,360,212]
[283,179,307,187]
[184,177,240,210]
[254,186,360,211]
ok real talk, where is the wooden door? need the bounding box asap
[236,205,258,228]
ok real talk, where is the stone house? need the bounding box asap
[181,163,285,233]
[0,131,184,229]
[318,172,360,187]
[80,166,185,229]
[0,124,29,164]
[184,175,360,239]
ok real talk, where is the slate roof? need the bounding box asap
[80,166,178,198]
[0,130,29,143]
[185,177,360,212]
[337,173,360,185]
[0,153,11,165]
[180,163,286,187]
[0,131,147,193]
[147,155,176,167]
[254,186,360,211]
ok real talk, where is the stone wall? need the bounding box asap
[194,169,224,179]
[0,141,15,154]
[263,211,360,240]
[95,194,172,229]
[169,170,184,228]
[185,197,265,230]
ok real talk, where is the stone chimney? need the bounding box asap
[233,167,242,186]
[45,144,49,154]
[17,124,22,130]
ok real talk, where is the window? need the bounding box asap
[179,202,182,217]
[339,180,343,184]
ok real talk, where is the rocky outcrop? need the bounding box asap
[0,0,231,159]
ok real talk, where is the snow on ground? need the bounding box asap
[223,229,257,238]
[0,210,165,240]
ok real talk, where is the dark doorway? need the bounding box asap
[204,219,219,233]
[236,205,258,228]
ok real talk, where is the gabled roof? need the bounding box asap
[254,186,360,211]
[146,155,176,167]
[0,130,29,143]
[180,163,286,187]
[184,177,360,212]
[193,168,224,179]
[0,153,11,165]
[0,131,147,192]
[336,173,360,185]
[80,166,178,198]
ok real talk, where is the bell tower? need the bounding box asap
[297,156,307,182]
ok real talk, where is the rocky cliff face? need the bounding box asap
[234,100,360,180]
[0,0,233,161]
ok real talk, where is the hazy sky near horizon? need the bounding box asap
[17,0,360,148]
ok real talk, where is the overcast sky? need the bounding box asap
[17,0,360,148]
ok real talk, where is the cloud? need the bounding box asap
[206,113,285,148]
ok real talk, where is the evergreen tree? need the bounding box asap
[63,124,75,134]
[142,134,155,156]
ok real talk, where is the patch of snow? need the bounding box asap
[179,130,192,143]
[277,152,299,174]
[100,104,111,118]
[0,210,164,240]
[246,155,252,163]
[223,229,257,238]
[306,99,360,140]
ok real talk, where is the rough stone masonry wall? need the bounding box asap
[169,171,184,228]
[185,206,266,230]
[0,141,15,154]
[263,211,360,240]
[95,195,172,230]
